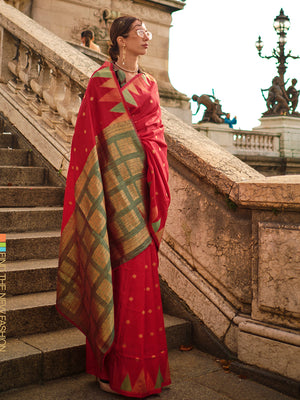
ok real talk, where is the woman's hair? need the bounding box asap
[109,16,141,62]
[81,30,94,48]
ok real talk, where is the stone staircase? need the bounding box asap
[0,130,192,393]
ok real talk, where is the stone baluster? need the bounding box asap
[273,135,280,154]
[42,64,65,129]
[56,76,81,124]
[30,57,51,116]
[265,135,269,151]
[238,134,243,149]
[253,134,257,150]
[241,134,245,149]
[244,134,247,149]
[263,135,267,150]
[263,135,266,151]
[245,134,251,150]
[256,134,261,151]
[270,136,273,151]
[55,76,82,142]
[244,134,248,150]
[239,134,243,149]
[0,28,18,83]
[257,135,261,150]
[7,37,24,93]
[253,135,256,150]
[265,136,268,151]
[254,134,259,151]
[268,135,273,151]
[258,135,262,150]
[7,37,20,77]
[18,46,39,104]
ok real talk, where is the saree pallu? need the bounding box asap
[56,61,170,398]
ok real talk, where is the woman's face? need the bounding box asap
[119,20,151,57]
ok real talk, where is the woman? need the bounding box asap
[81,29,101,53]
[57,16,171,398]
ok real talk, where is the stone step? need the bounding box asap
[0,132,14,148]
[0,207,63,232]
[6,291,71,338]
[0,186,64,207]
[6,287,191,342]
[1,347,295,400]
[0,166,45,186]
[0,315,192,392]
[6,258,58,296]
[6,231,60,261]
[0,148,29,166]
[0,328,85,392]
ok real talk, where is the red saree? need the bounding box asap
[56,61,170,397]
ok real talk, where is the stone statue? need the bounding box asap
[262,76,300,116]
[192,94,225,124]
[262,76,290,116]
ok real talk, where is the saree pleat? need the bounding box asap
[57,61,170,398]
[87,242,171,397]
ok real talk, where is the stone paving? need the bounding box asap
[1,348,295,400]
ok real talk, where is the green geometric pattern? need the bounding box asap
[155,367,164,389]
[99,120,152,266]
[152,218,161,233]
[123,88,137,106]
[121,374,132,392]
[57,147,114,360]
[93,67,112,78]
[110,102,126,113]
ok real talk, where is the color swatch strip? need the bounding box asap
[0,234,6,254]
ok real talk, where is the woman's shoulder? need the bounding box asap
[141,69,156,81]
[141,71,158,88]
[91,61,113,78]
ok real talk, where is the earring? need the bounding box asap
[122,44,126,65]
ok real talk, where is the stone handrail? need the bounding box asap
[0,2,299,385]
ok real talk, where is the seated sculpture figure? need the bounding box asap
[192,94,225,123]
[263,76,290,115]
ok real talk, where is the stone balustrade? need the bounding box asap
[3,27,97,144]
[0,0,103,174]
[0,2,299,388]
[194,122,281,157]
[232,130,279,154]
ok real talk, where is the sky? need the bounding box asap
[168,0,300,130]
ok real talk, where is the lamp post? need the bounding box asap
[255,8,300,83]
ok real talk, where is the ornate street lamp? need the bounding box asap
[256,9,300,116]
[255,8,299,83]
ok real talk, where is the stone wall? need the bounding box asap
[0,1,299,384]
[161,111,300,382]
[30,0,179,81]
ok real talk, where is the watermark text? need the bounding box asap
[0,234,6,352]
